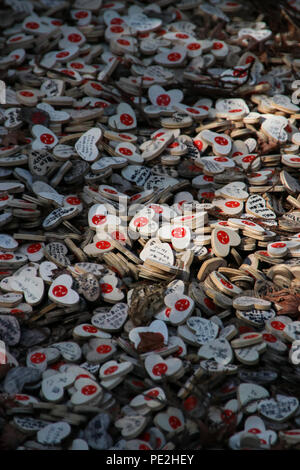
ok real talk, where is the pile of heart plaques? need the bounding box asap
[1,0,300,452]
